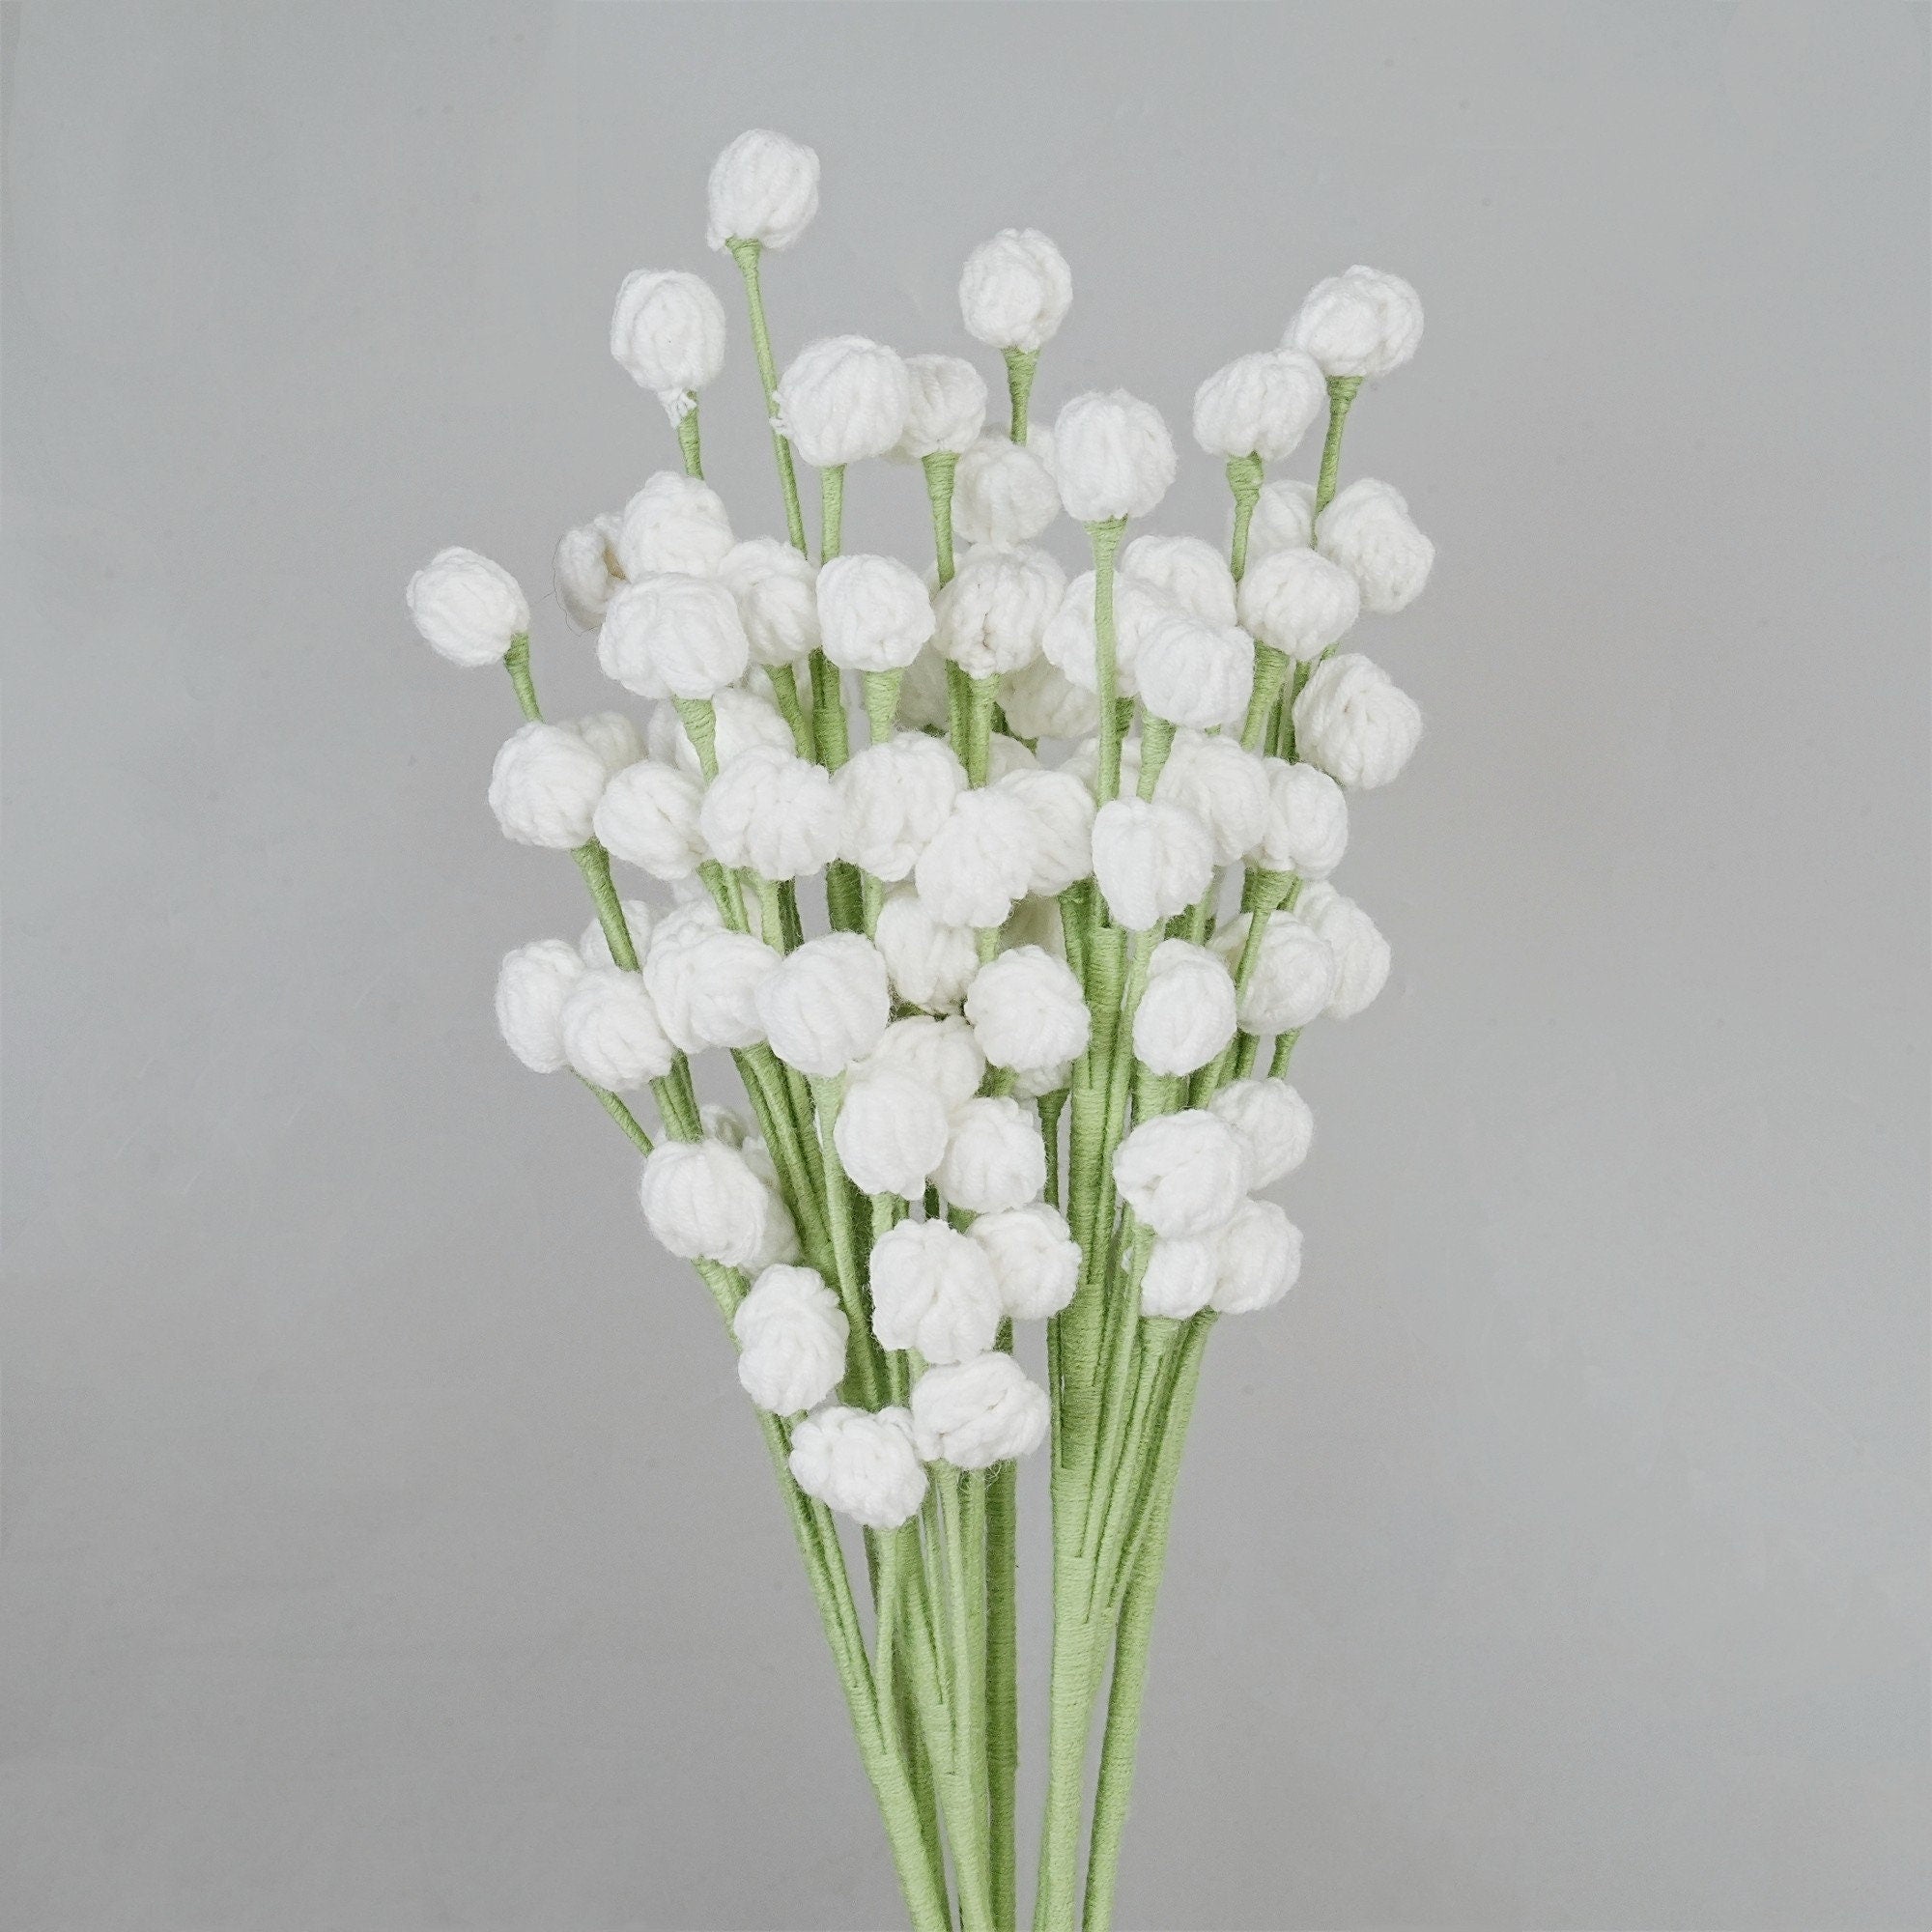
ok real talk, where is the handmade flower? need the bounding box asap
[787,1405,926,1530]
[834,733,965,880]
[1155,730,1269,866]
[598,573,750,700]
[1243,478,1318,562]
[857,1014,985,1114]
[639,1138,795,1269]
[495,940,587,1072]
[1251,758,1350,880]
[817,554,935,672]
[706,128,820,252]
[750,933,892,1078]
[733,1264,848,1415]
[487,722,609,848]
[717,538,821,666]
[1209,1198,1303,1313]
[777,336,912,469]
[665,686,794,776]
[869,1219,1005,1362]
[967,1205,1081,1321]
[1052,390,1177,524]
[1210,911,1338,1033]
[895,354,989,459]
[698,744,841,880]
[407,547,528,668]
[1140,1236,1217,1320]
[1209,1078,1314,1188]
[832,1068,951,1199]
[554,518,625,630]
[963,946,1091,1071]
[1111,1109,1247,1238]
[935,1096,1048,1214]
[1293,882,1391,1018]
[952,435,1061,546]
[1291,653,1422,789]
[932,545,1065,680]
[1317,478,1435,614]
[641,925,779,1053]
[593,758,708,880]
[958,229,1072,352]
[570,711,647,778]
[577,899,655,966]
[910,1353,1051,1467]
[613,473,735,580]
[610,270,727,419]
[1132,608,1254,731]
[1236,547,1361,662]
[999,656,1099,743]
[1120,533,1237,626]
[557,966,676,1090]
[1091,798,1215,931]
[995,767,1096,895]
[1131,940,1237,1077]
[914,789,1037,930]
[1284,265,1424,380]
[873,888,980,1012]
[1191,349,1326,461]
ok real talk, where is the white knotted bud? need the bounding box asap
[816,553,935,673]
[1210,1079,1313,1188]
[554,517,625,630]
[914,789,1037,931]
[776,336,911,469]
[487,722,608,848]
[756,932,892,1077]
[932,545,1065,680]
[896,354,989,460]
[910,1352,1050,1468]
[569,711,646,778]
[1210,1198,1303,1313]
[952,435,1061,547]
[1091,798,1215,931]
[936,1095,1046,1214]
[1134,608,1254,731]
[1155,729,1269,866]
[788,1405,926,1530]
[1251,757,1349,880]
[557,967,675,1091]
[1317,478,1434,614]
[1140,1236,1217,1320]
[1132,940,1237,1076]
[613,473,735,580]
[1191,348,1326,461]
[598,574,750,700]
[958,229,1072,352]
[641,924,779,1052]
[1284,266,1424,381]
[1293,882,1391,1019]
[733,1265,847,1415]
[495,940,586,1072]
[406,547,529,668]
[868,1219,1004,1363]
[594,758,708,880]
[996,767,1096,896]
[639,1138,795,1269]
[834,1070,951,1198]
[1292,653,1422,790]
[858,1014,985,1114]
[1038,569,1171,698]
[610,270,727,420]
[1011,1058,1072,1101]
[1211,910,1337,1033]
[1121,534,1237,627]
[706,128,820,253]
[698,744,840,881]
[1052,390,1178,525]
[1245,478,1317,563]
[578,900,655,966]
[999,655,1100,741]
[1112,1109,1246,1238]
[967,1205,1080,1321]
[666,687,793,778]
[716,537,820,667]
[873,888,980,1013]
[1236,548,1361,663]
[964,946,1091,1072]
[834,732,964,882]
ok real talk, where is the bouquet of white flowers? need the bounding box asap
[407,127,1430,1932]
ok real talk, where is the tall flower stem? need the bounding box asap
[675,402,703,479]
[923,452,958,585]
[725,237,808,553]
[1225,452,1264,582]
[1088,519,1128,802]
[1004,348,1039,443]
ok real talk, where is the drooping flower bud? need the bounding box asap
[406,548,529,668]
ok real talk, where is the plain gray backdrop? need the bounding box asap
[4,4,1927,1928]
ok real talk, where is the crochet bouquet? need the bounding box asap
[407,128,1429,1932]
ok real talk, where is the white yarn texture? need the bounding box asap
[408,548,528,668]
[707,128,820,252]
[610,270,727,418]
[1292,654,1423,790]
[777,336,911,469]
[958,230,1073,353]
[1052,391,1178,524]
[1285,265,1424,380]
[788,1405,925,1529]
[911,1353,1050,1468]
[734,1264,848,1414]
[488,723,609,849]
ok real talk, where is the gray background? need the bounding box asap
[4,4,1927,1928]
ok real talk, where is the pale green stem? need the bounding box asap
[1136,716,1175,800]
[863,668,903,748]
[1003,347,1039,443]
[923,452,958,586]
[1088,519,1128,802]
[1315,375,1363,518]
[1226,452,1264,582]
[579,1076,653,1154]
[503,633,540,722]
[675,402,702,478]
[726,237,808,552]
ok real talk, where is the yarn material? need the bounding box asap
[639,1137,796,1268]
[895,644,952,732]
[1243,478,1318,563]
[817,554,935,673]
[1236,547,1362,663]
[1291,653,1423,790]
[1190,348,1326,461]
[487,721,610,849]
[609,269,727,416]
[1317,478,1435,614]
[952,435,1062,548]
[787,1405,927,1530]
[754,932,892,1076]
[1210,911,1339,1033]
[1284,265,1424,380]
[775,336,912,469]
[613,473,736,580]
[1131,940,1238,1077]
[963,946,1092,1071]
[1051,390,1178,524]
[665,685,794,777]
[936,1095,1048,1214]
[1038,569,1173,699]
[578,898,656,966]
[1155,729,1269,866]
[967,1205,1081,1321]
[698,743,841,880]
[641,925,780,1052]
[717,537,821,667]
[406,547,528,668]
[873,888,980,1012]
[1091,797,1215,932]
[1252,757,1350,880]
[996,767,1096,895]
[1139,1236,1218,1320]
[858,1014,985,1114]
[910,1352,1051,1468]
[999,654,1101,743]
[957,228,1073,352]
[869,1219,1005,1364]
[733,1264,849,1415]
[570,710,647,778]
[983,732,1039,783]
[834,1068,952,1198]
[558,965,676,1090]
[1293,881,1392,1019]
[1120,533,1237,627]
[895,353,989,459]
[554,517,625,630]
[834,732,966,881]
[706,128,820,252]
[1209,1198,1303,1313]
[594,758,708,880]
[1209,1078,1314,1189]
[1111,1109,1247,1239]
[1133,608,1254,731]
[495,939,587,1073]
[599,573,750,700]
[914,788,1037,931]
[932,545,1066,679]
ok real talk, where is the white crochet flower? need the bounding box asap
[1317,478,1435,614]
[665,686,794,778]
[869,1219,1004,1363]
[406,547,528,668]
[641,925,779,1053]
[1038,568,1172,699]
[488,722,609,849]
[1210,1198,1303,1313]
[599,573,750,700]
[1293,882,1391,1019]
[937,1095,1048,1214]
[733,1264,848,1415]
[964,946,1091,1071]
[895,354,988,460]
[1052,390,1177,524]
[717,537,820,667]
[788,1405,926,1530]
[1091,798,1215,931]
[613,473,735,580]
[873,888,980,1012]
[1284,265,1424,381]
[1236,548,1361,663]
[776,336,912,469]
[1112,1110,1246,1238]
[1132,940,1237,1077]
[755,932,892,1077]
[639,1138,795,1269]
[834,732,965,881]
[609,270,727,420]
[1155,730,1269,866]
[915,789,1037,930]
[554,517,625,630]
[910,1353,1050,1467]
[495,940,587,1073]
[1209,1079,1313,1188]
[706,128,820,252]
[1292,653,1422,790]
[817,553,935,673]
[999,655,1100,742]
[698,744,841,881]
[996,768,1096,896]
[1140,1236,1217,1320]
[1210,911,1338,1033]
[1253,757,1350,882]
[557,966,675,1091]
[857,1015,985,1114]
[570,711,647,778]
[952,435,1061,547]
[594,758,708,880]
[834,1069,951,1198]
[1121,534,1237,627]
[1133,608,1254,732]
[1191,349,1326,462]
[932,545,1065,680]
[958,229,1073,353]
[967,1205,1080,1321]
[1243,478,1317,563]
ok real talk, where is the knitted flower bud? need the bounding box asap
[1245,478,1318,563]
[1292,653,1422,790]
[895,353,989,460]
[1211,911,1337,1033]
[914,789,1037,931]
[557,966,675,1091]
[613,474,735,581]
[593,758,707,880]
[1293,881,1391,1019]
[910,1353,1050,1468]
[698,744,841,881]
[666,686,793,778]
[1317,478,1435,614]
[1134,609,1255,731]
[968,1204,1080,1321]
[1155,729,1269,866]
[1112,1109,1246,1239]
[1052,390,1177,525]
[1132,940,1237,1076]
[1191,348,1326,461]
[957,229,1073,352]
[952,435,1061,547]
[578,900,655,966]
[996,767,1096,896]
[733,1264,848,1415]
[639,1139,795,1269]
[1210,1078,1314,1188]
[834,732,965,881]
[999,656,1100,742]
[716,537,820,668]
[816,554,935,673]
[1236,548,1361,663]
[406,547,529,668]
[932,545,1065,680]
[568,711,646,780]
[609,269,727,420]
[936,1095,1047,1214]
[1122,533,1237,627]
[1140,1236,1217,1320]
[834,1069,951,1198]
[873,887,980,1012]
[706,128,820,253]
[964,946,1091,1072]
[1210,1198,1303,1313]
[641,925,780,1052]
[858,1014,985,1114]
[1012,1058,1073,1101]
[599,574,750,700]
[495,940,586,1073]
[554,517,625,630]
[1091,798,1215,932]
[487,722,609,848]
[776,336,911,469]
[756,932,892,1077]
[788,1405,926,1531]
[1251,757,1350,880]
[1039,569,1171,697]
[1284,266,1424,381]
[869,1220,1004,1362]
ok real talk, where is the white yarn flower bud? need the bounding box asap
[557,966,675,1091]
[1292,653,1422,790]
[1155,729,1268,866]
[1012,1058,1073,1101]
[639,1138,795,1269]
[594,758,707,880]
[967,1205,1080,1321]
[915,790,1037,931]
[613,473,735,581]
[1210,1078,1313,1188]
[1140,1236,1217,1320]
[932,545,1065,680]
[911,1353,1050,1468]
[578,899,655,966]
[1236,548,1361,663]
[554,517,625,630]
[1317,478,1434,614]
[816,554,935,673]
[858,1015,985,1113]
[999,655,1100,741]
[698,744,841,881]
[716,537,820,667]
[666,686,793,778]
[569,710,646,778]
[406,547,529,668]
[599,574,750,700]
[868,1219,1004,1363]
[1245,479,1317,563]
[706,128,820,253]
[1293,882,1391,1019]
[1091,798,1215,931]
[895,354,989,460]
[495,940,586,1073]
[1251,757,1349,880]
[1121,534,1237,627]
[964,946,1091,1072]
[1211,911,1338,1033]
[936,1095,1047,1214]
[873,887,980,1012]
[641,925,779,1052]
[835,732,964,882]
[1038,569,1172,698]
[996,768,1096,896]
[1191,348,1326,461]
[776,336,911,469]
[1134,608,1255,731]
[733,1264,848,1415]
[1210,1198,1303,1313]
[1284,266,1424,381]
[1132,940,1237,1076]
[1112,1109,1246,1238]
[756,932,892,1077]
[610,270,726,420]
[834,1070,951,1198]
[952,435,1061,547]
[487,722,608,848]
[958,229,1072,352]
[1051,390,1178,525]
[788,1405,926,1530]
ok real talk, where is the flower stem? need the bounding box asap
[1315,375,1362,518]
[1225,453,1264,582]
[1088,519,1128,803]
[503,633,540,722]
[1003,347,1038,444]
[676,402,703,479]
[726,238,808,553]
[923,452,958,586]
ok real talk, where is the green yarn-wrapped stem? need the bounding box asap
[675,402,703,479]
[1004,347,1039,443]
[725,238,808,553]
